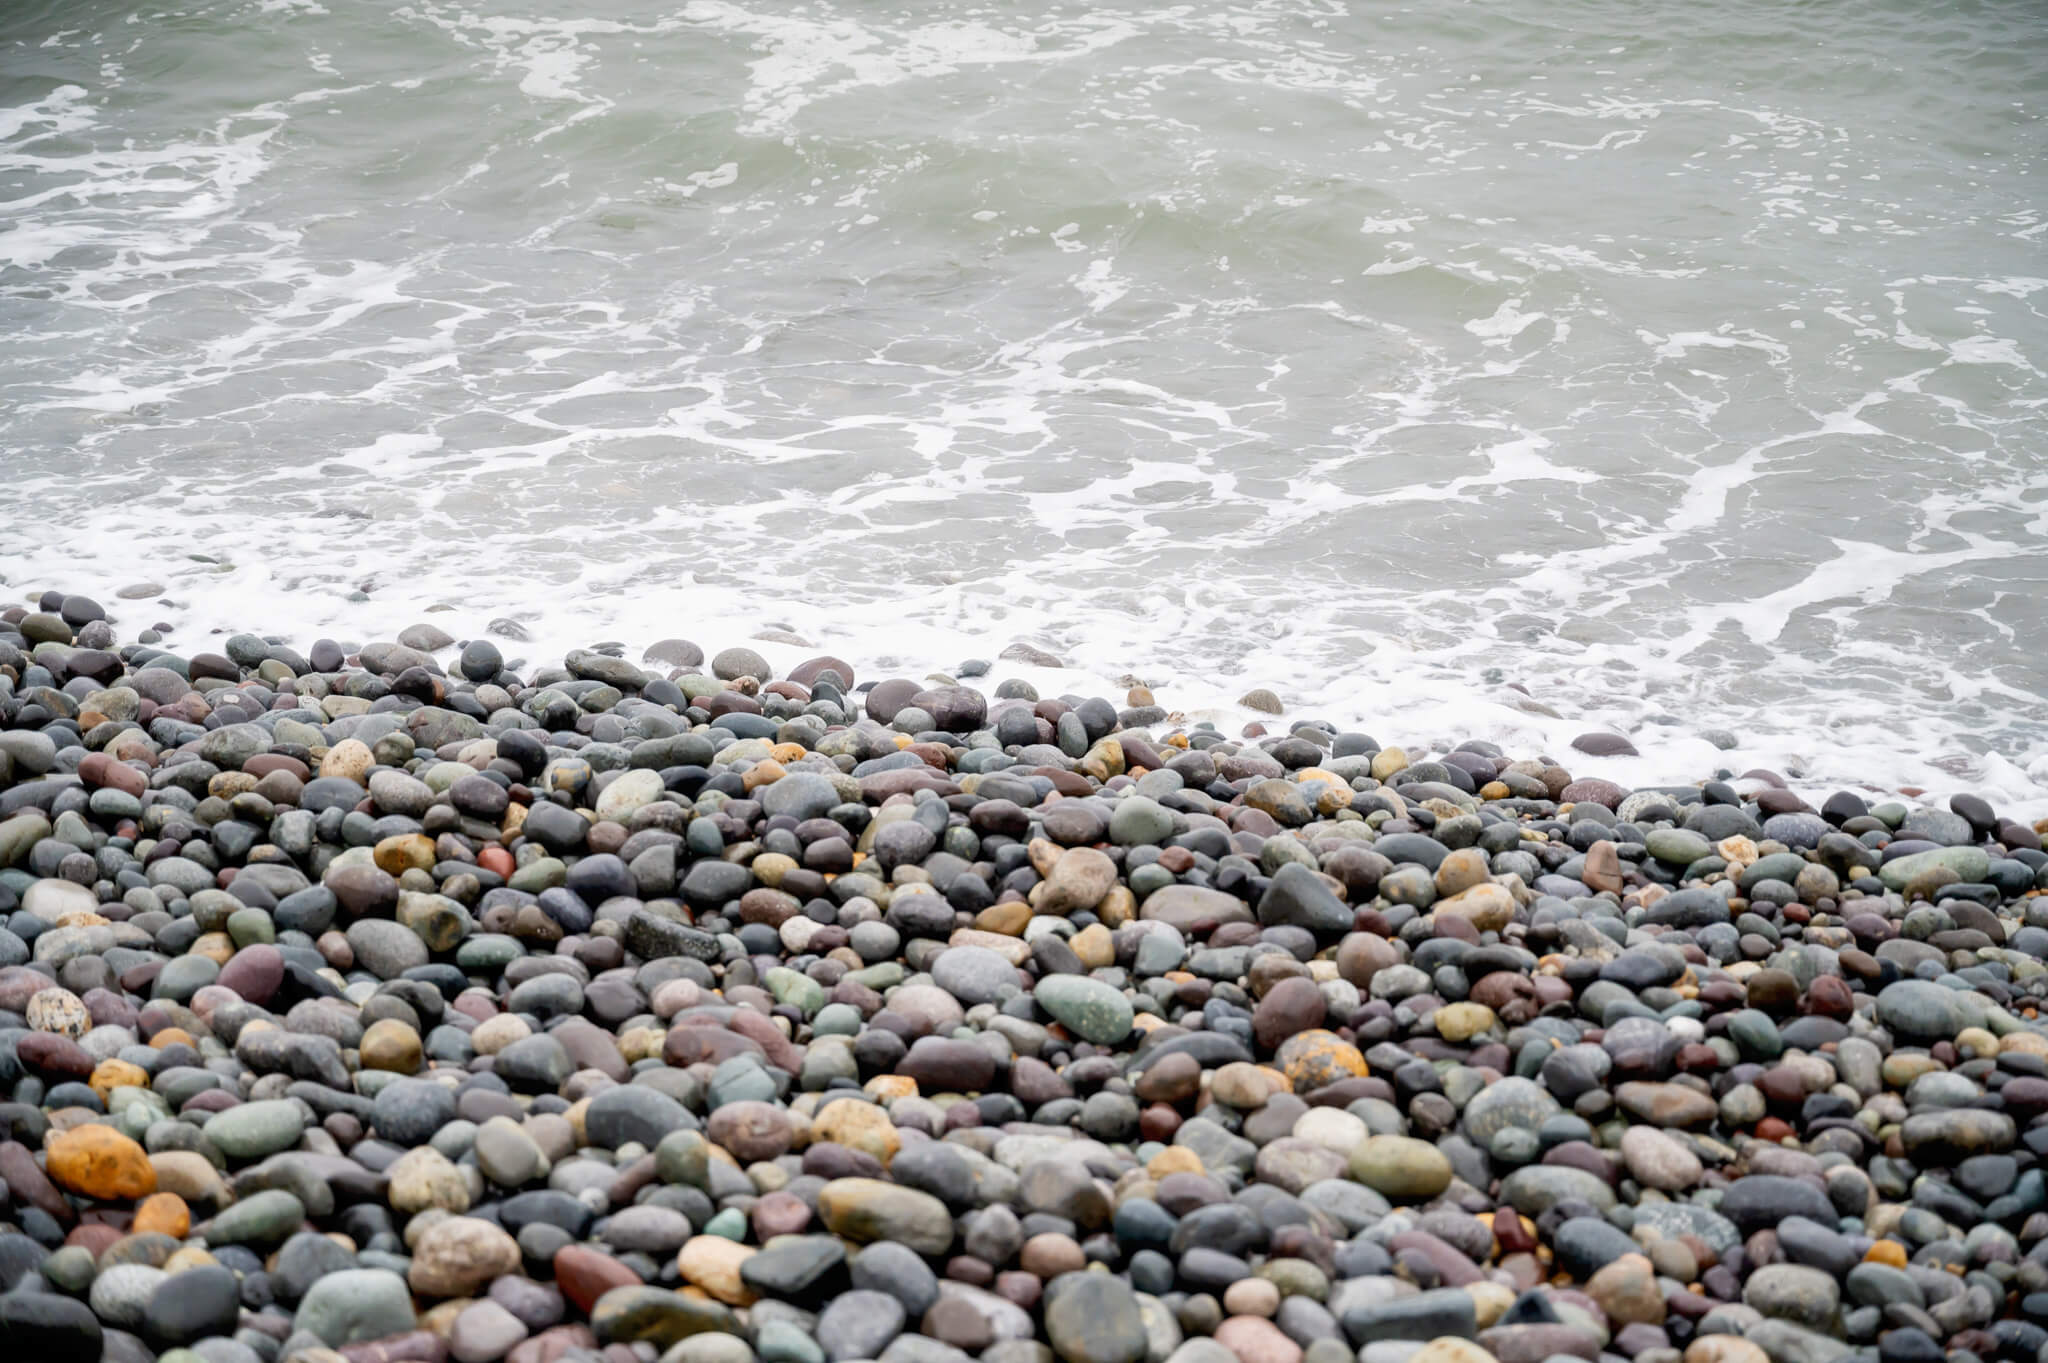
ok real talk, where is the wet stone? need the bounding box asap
[4,612,2048,1363]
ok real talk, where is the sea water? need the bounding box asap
[2,0,2045,810]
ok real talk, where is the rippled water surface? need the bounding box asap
[3,0,2046,803]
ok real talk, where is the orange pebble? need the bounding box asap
[741,760,786,792]
[45,1125,155,1201]
[89,1059,150,1104]
[133,1192,191,1239]
[150,1027,196,1050]
[1864,1240,1908,1268]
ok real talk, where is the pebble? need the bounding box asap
[1033,973,1135,1044]
[450,1300,531,1363]
[44,1124,155,1199]
[294,1268,418,1345]
[409,1215,522,1297]
[1618,1124,1703,1191]
[201,1099,307,1160]
[145,1264,240,1347]
[1045,1275,1147,1363]
[1349,1135,1454,1200]
[0,607,2045,1363]
[816,1289,908,1363]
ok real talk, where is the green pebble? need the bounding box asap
[204,1189,306,1246]
[1645,828,1712,865]
[850,963,904,992]
[757,1319,825,1363]
[457,934,524,971]
[1879,845,1990,893]
[1127,863,1174,899]
[227,908,276,946]
[812,1003,863,1036]
[42,1245,96,1294]
[1034,975,1134,1045]
[763,966,824,1018]
[1727,1008,1783,1060]
[656,1130,710,1188]
[509,857,566,893]
[354,1070,403,1098]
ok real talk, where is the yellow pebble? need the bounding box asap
[1467,1281,1515,1330]
[1434,1002,1497,1044]
[89,1059,151,1104]
[191,932,236,966]
[1070,924,1116,969]
[1147,1146,1205,1178]
[161,1245,216,1273]
[1955,1027,2000,1059]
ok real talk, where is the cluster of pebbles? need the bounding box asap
[1,590,2047,1363]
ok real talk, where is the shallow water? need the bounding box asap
[2,0,2046,807]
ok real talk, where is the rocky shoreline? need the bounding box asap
[0,589,2046,1363]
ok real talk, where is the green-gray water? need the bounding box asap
[3,0,2045,803]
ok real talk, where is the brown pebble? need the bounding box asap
[1134,1051,1202,1104]
[995,1270,1042,1309]
[1581,840,1623,894]
[1018,1233,1085,1278]
[1140,1104,1182,1142]
[65,1224,123,1256]
[750,1190,811,1239]
[1800,975,1853,1017]
[1744,968,1799,1014]
[944,1255,994,1286]
[317,932,354,969]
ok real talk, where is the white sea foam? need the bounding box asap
[2,0,2045,821]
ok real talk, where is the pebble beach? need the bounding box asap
[2,589,2047,1363]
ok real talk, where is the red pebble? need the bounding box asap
[551,1245,638,1314]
